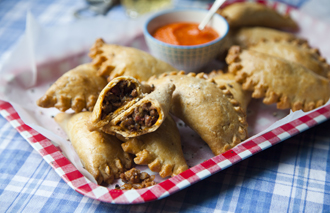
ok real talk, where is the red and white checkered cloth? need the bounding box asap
[1,99,329,204]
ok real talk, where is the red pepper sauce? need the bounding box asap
[152,22,219,46]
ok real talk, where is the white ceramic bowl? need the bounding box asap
[144,9,229,72]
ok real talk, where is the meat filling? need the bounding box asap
[115,168,156,190]
[101,81,138,119]
[119,102,159,132]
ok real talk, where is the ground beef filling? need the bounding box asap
[115,168,156,190]
[101,81,138,119]
[119,102,159,132]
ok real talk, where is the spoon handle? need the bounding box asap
[198,0,226,30]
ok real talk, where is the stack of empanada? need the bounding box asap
[36,41,192,186]
[216,2,330,112]
[35,1,330,189]
[36,37,251,186]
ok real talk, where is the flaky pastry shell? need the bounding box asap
[249,39,330,79]
[89,38,178,82]
[55,112,132,185]
[121,115,188,178]
[37,63,107,113]
[148,71,248,156]
[226,46,330,112]
[218,2,298,31]
[103,83,175,138]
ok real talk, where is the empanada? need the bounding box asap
[249,39,330,78]
[207,71,251,111]
[122,116,188,178]
[233,27,304,48]
[102,82,175,137]
[218,2,298,31]
[55,112,132,185]
[37,63,107,112]
[89,76,145,131]
[226,46,330,112]
[89,38,178,82]
[148,72,248,156]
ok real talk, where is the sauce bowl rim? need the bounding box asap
[143,8,229,49]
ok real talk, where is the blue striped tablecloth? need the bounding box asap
[1,0,330,212]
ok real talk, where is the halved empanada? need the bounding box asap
[207,70,251,112]
[226,46,330,112]
[218,2,298,31]
[37,63,107,112]
[102,82,175,138]
[121,115,188,178]
[148,71,248,156]
[88,76,145,131]
[233,27,305,48]
[55,112,132,185]
[89,38,178,82]
[249,39,330,78]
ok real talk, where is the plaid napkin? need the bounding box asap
[1,0,330,212]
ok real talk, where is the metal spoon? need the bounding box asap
[198,0,226,30]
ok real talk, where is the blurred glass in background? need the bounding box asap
[74,0,120,18]
[121,0,173,18]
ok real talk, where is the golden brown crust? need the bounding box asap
[88,76,145,131]
[54,112,132,185]
[207,70,251,111]
[249,39,330,78]
[148,71,248,156]
[36,64,107,113]
[121,116,188,178]
[233,27,305,48]
[218,2,298,31]
[226,46,330,112]
[89,38,178,82]
[103,83,175,137]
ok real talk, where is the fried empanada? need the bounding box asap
[226,46,330,112]
[89,76,145,131]
[37,64,107,113]
[122,116,188,178]
[218,2,298,31]
[55,112,132,185]
[233,27,304,48]
[148,72,248,156]
[249,39,330,78]
[103,82,175,138]
[207,71,251,111]
[89,38,178,82]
